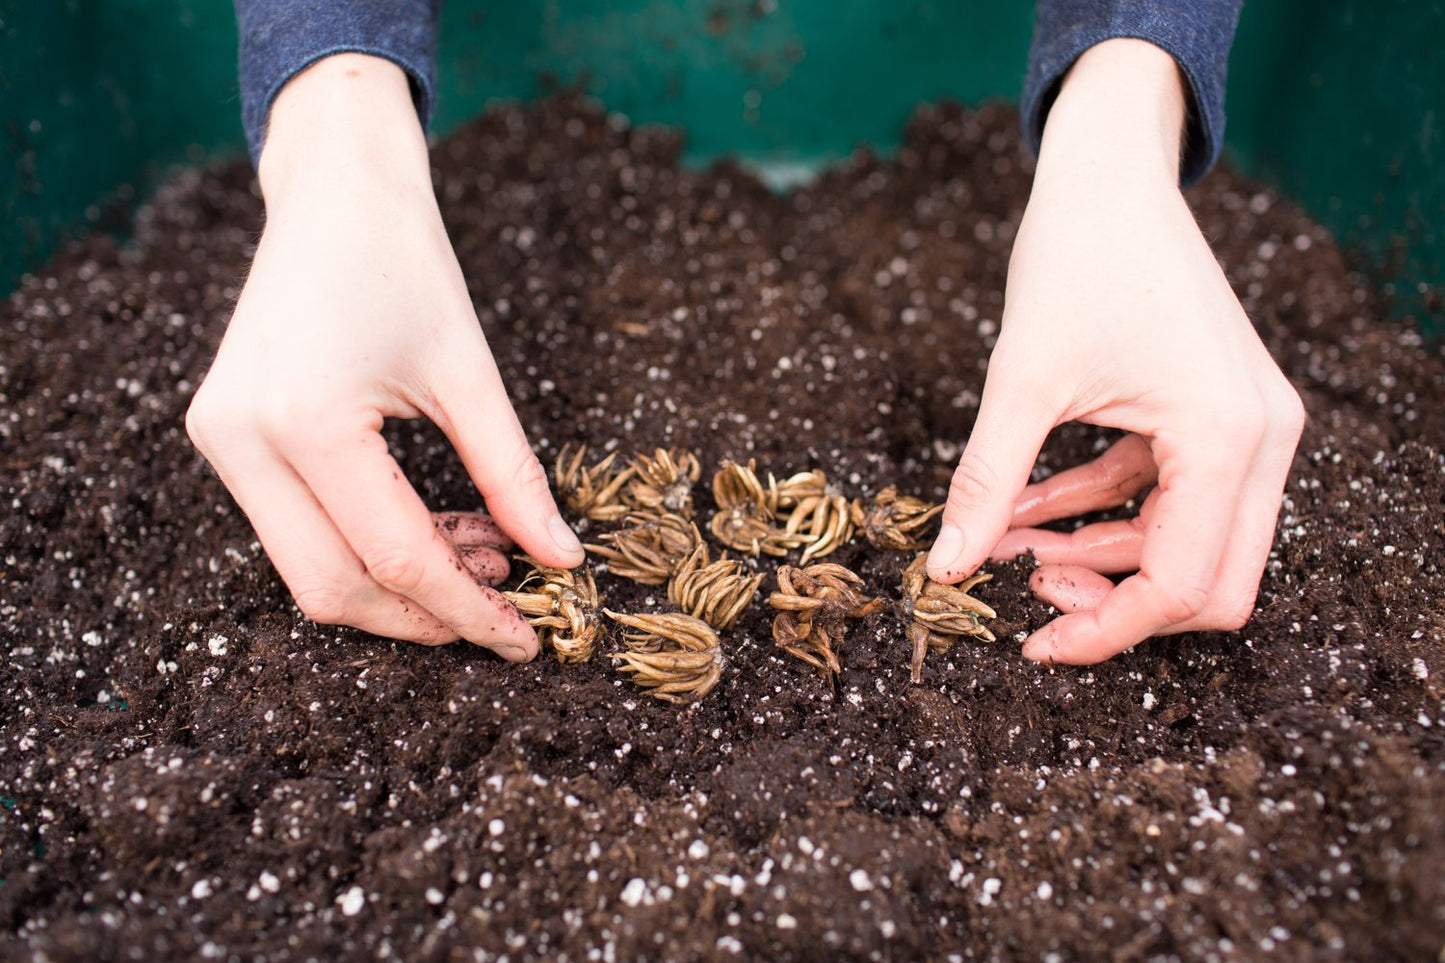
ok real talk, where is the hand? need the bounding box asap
[186,55,583,659]
[926,40,1305,665]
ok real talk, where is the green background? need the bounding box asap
[2,0,1441,329]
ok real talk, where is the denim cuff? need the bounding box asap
[236,0,441,166]
[1022,0,1244,186]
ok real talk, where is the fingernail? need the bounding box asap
[927,523,965,578]
[548,515,584,559]
[496,643,532,663]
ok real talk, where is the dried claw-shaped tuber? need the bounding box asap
[604,610,724,704]
[503,560,604,664]
[626,447,702,517]
[586,512,702,585]
[709,459,806,557]
[555,444,635,522]
[771,469,828,505]
[768,562,883,677]
[773,469,855,564]
[900,553,996,683]
[850,487,943,552]
[712,458,778,513]
[668,542,764,630]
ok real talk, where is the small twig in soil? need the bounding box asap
[555,444,635,522]
[667,541,764,630]
[850,486,943,551]
[503,560,604,664]
[900,553,996,683]
[586,511,702,584]
[769,562,884,678]
[604,610,724,704]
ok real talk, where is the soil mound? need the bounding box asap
[2,97,1442,960]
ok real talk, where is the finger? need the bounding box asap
[430,348,585,570]
[1168,388,1305,632]
[434,511,512,585]
[434,510,514,553]
[1020,428,1255,664]
[458,545,511,586]
[1011,433,1157,527]
[206,448,459,645]
[991,518,1145,574]
[1029,564,1113,613]
[286,419,540,660]
[928,364,1056,583]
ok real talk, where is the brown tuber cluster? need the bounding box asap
[540,444,996,701]
[503,561,604,664]
[773,470,855,564]
[555,445,634,522]
[586,512,701,584]
[900,553,997,683]
[604,610,724,704]
[851,487,943,551]
[668,542,763,631]
[556,445,701,523]
[626,448,702,517]
[708,459,806,557]
[769,563,885,678]
[708,460,858,562]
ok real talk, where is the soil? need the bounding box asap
[2,96,1443,962]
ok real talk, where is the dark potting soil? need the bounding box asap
[2,96,1443,962]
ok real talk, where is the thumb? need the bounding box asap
[432,355,585,570]
[928,376,1054,583]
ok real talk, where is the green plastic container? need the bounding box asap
[3,0,1441,330]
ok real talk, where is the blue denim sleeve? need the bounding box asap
[235,0,442,166]
[1022,0,1244,186]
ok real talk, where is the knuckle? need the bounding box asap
[254,391,295,439]
[258,388,331,444]
[1205,588,1259,632]
[1159,583,1211,626]
[1219,403,1268,449]
[1212,603,1254,632]
[1272,385,1307,438]
[183,402,212,453]
[292,585,350,626]
[986,330,1031,375]
[185,385,233,454]
[364,549,430,597]
[508,445,552,498]
[947,454,999,507]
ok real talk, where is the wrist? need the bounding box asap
[1034,38,1187,189]
[258,53,434,210]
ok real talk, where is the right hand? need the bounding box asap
[926,40,1305,666]
[186,54,582,660]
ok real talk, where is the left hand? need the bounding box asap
[925,39,1305,665]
